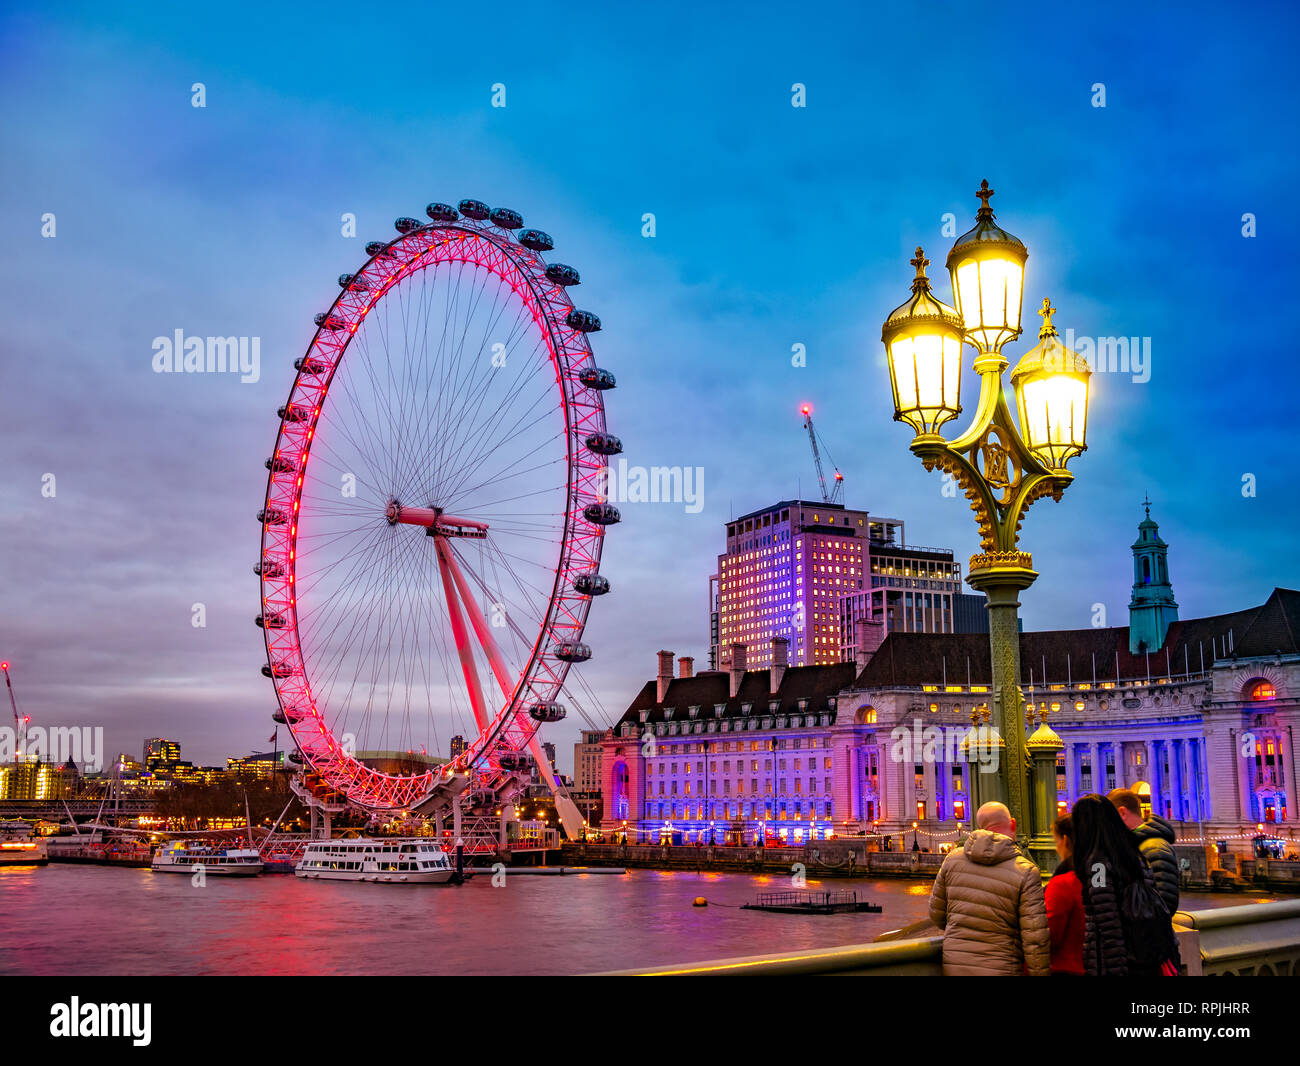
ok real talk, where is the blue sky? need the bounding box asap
[2,1,1298,771]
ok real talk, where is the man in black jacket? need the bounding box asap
[1109,788,1180,916]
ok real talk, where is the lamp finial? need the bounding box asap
[975,179,995,217]
[909,246,931,291]
[1038,297,1057,338]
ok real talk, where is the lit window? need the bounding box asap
[1249,680,1276,701]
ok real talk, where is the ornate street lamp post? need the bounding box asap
[882,181,1092,867]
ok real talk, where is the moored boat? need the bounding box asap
[46,835,152,867]
[296,838,457,883]
[261,854,300,875]
[150,841,263,876]
[0,821,48,866]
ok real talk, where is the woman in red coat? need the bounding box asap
[1045,814,1085,976]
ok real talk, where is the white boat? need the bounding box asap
[0,821,48,866]
[151,841,263,876]
[295,838,457,883]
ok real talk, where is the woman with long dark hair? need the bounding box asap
[1070,794,1177,976]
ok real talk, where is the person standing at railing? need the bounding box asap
[1044,814,1085,976]
[1072,795,1180,977]
[928,801,1050,976]
[1108,788,1180,917]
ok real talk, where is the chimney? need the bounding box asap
[656,650,674,703]
[678,656,694,679]
[770,637,788,694]
[729,643,747,698]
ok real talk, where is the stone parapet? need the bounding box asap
[597,899,1300,977]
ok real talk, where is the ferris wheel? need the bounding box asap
[256,199,619,827]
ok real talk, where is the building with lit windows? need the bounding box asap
[605,508,1299,854]
[842,581,1299,841]
[143,738,182,770]
[600,642,857,844]
[839,544,988,667]
[573,729,605,792]
[713,500,887,670]
[0,757,79,800]
[166,762,223,786]
[226,750,287,778]
[707,574,721,671]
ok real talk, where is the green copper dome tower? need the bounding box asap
[1128,496,1178,653]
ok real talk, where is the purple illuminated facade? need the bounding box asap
[599,646,858,844]
[602,511,1300,854]
[711,500,891,672]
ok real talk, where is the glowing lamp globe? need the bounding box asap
[1010,299,1092,470]
[945,180,1028,355]
[882,247,966,437]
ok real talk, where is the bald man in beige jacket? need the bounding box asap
[928,801,1051,976]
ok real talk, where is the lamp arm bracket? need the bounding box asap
[945,366,1004,455]
[913,444,1000,552]
[1002,469,1070,553]
[912,365,1071,554]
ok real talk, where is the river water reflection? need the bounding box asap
[0,864,1273,975]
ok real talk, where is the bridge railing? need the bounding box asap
[1174,899,1300,976]
[596,899,1300,977]
[598,934,945,976]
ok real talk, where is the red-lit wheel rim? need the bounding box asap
[258,216,607,811]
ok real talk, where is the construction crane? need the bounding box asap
[800,404,844,504]
[2,660,30,760]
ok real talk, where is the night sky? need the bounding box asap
[2,1,1298,772]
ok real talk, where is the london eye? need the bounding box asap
[256,199,618,831]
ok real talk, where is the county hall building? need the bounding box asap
[599,506,1298,853]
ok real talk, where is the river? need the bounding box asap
[0,864,1276,975]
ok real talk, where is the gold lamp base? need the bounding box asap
[966,552,1038,593]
